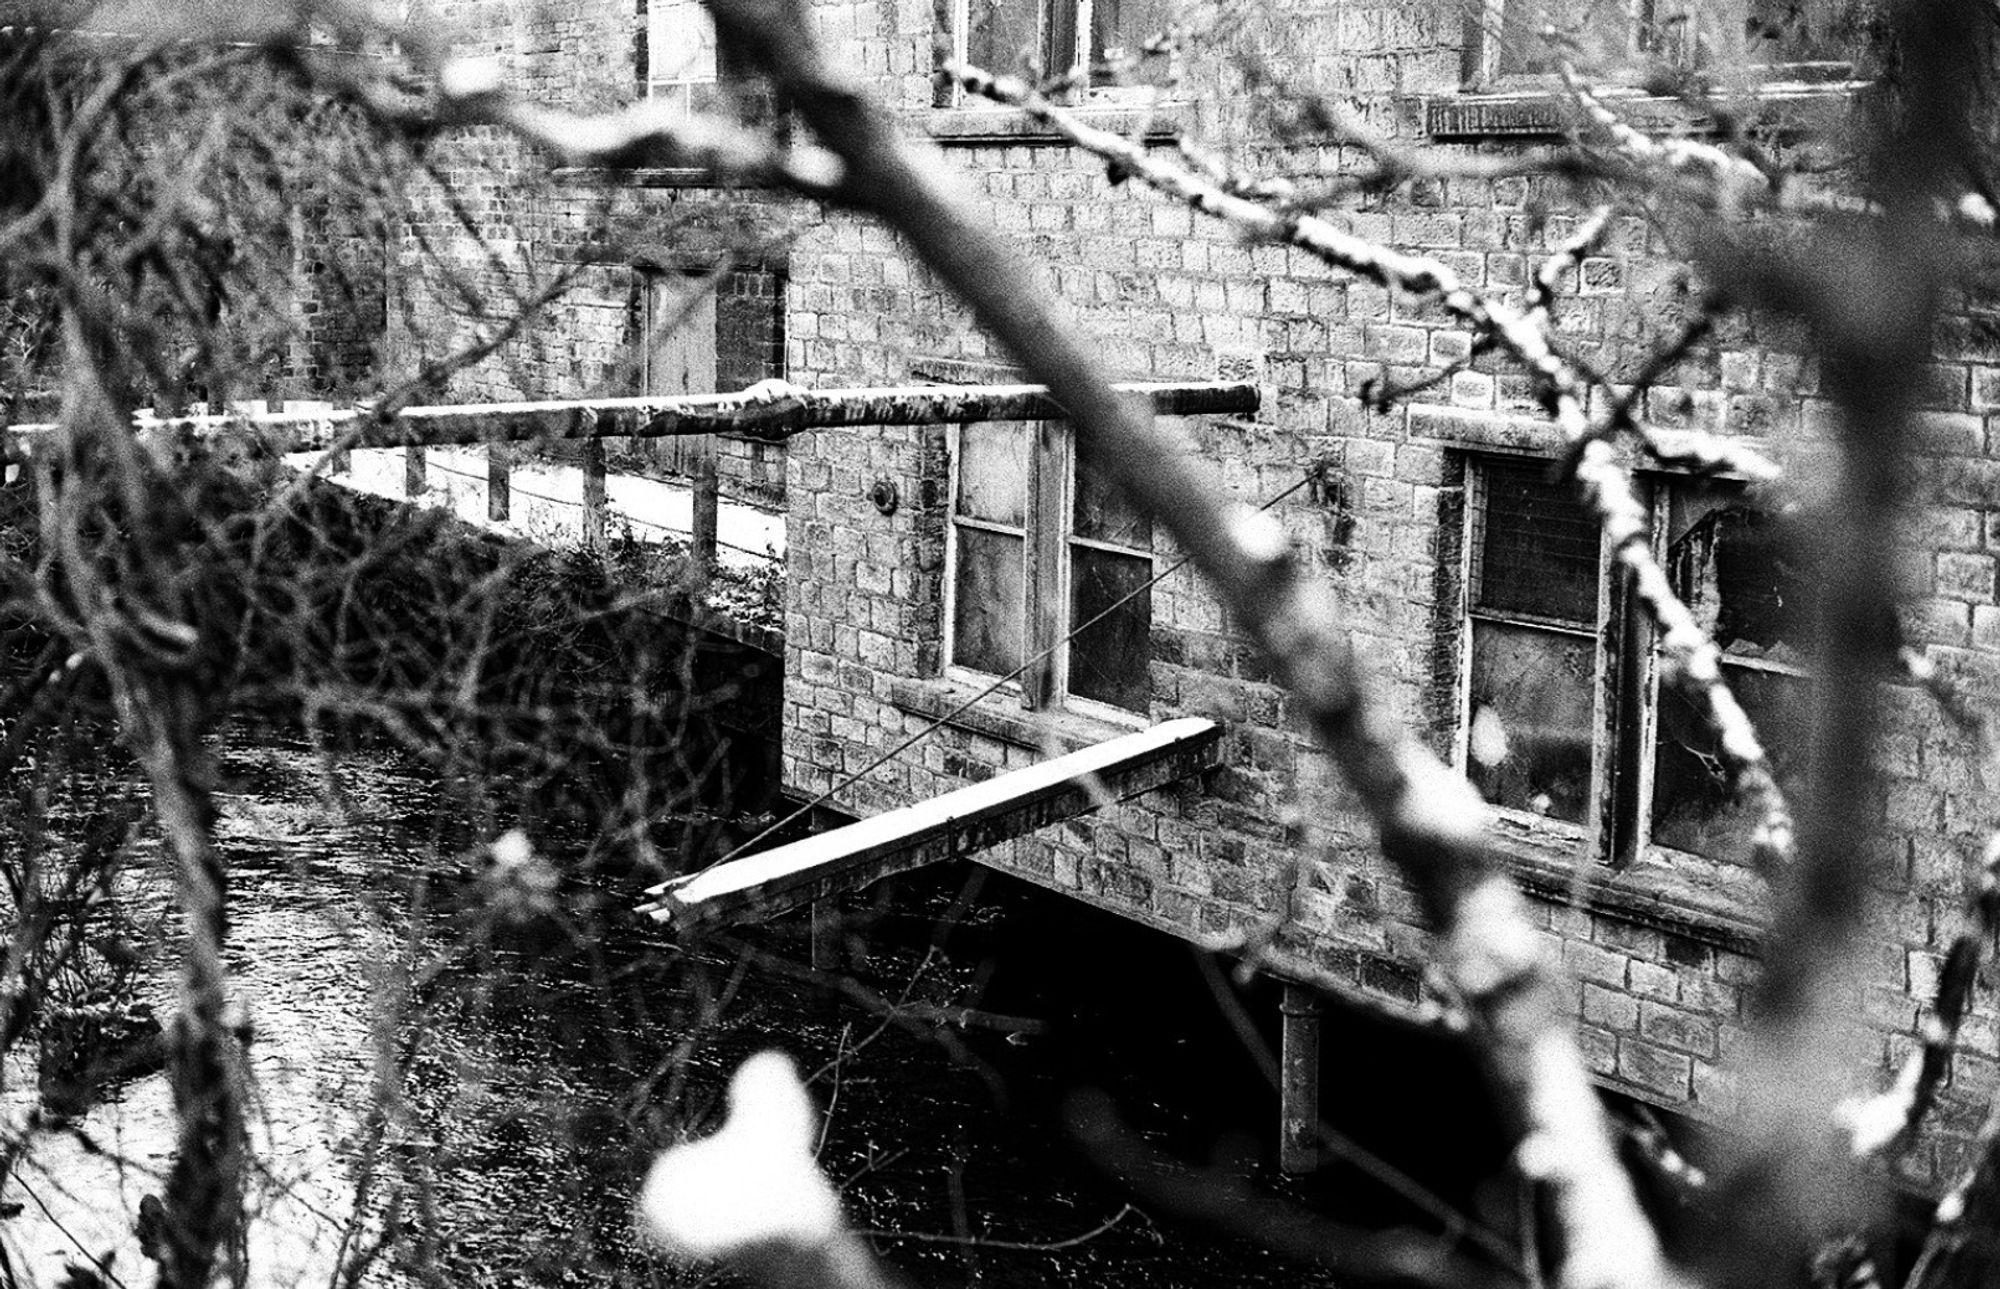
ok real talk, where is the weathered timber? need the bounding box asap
[580,435,608,548]
[0,382,1259,459]
[638,717,1223,929]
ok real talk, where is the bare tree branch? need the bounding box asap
[597,8,1688,1283]
[953,61,1797,879]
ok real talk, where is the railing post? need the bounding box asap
[581,414,608,550]
[690,440,718,584]
[1279,983,1322,1175]
[488,440,511,522]
[404,445,427,497]
[811,899,840,971]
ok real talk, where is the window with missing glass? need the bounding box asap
[1648,489,1812,864]
[1461,455,1809,869]
[947,422,1153,717]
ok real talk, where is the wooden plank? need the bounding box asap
[638,717,1222,929]
[1,383,1259,459]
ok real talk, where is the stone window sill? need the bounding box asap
[1425,78,1862,140]
[1408,406,1794,482]
[889,676,1147,753]
[1486,813,1766,955]
[913,101,1190,146]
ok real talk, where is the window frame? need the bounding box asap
[1456,452,1807,871]
[942,420,1155,725]
[644,0,719,117]
[934,0,1180,107]
[1456,455,1623,860]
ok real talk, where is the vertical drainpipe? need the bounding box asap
[1280,982,1322,1175]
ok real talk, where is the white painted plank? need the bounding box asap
[640,717,1220,925]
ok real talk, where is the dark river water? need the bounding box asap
[6,721,1517,1289]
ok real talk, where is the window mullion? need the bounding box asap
[950,0,969,104]
[943,423,964,676]
[1023,421,1065,710]
[1586,513,1619,863]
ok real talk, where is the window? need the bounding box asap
[646,0,718,116]
[935,0,1177,103]
[637,264,787,474]
[1468,0,1855,85]
[947,422,1153,717]
[1460,456,1809,868]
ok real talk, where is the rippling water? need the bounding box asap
[6,724,1417,1289]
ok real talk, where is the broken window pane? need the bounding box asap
[1068,545,1151,712]
[1653,484,1811,864]
[953,527,1025,675]
[956,423,1030,527]
[1467,621,1596,824]
[1072,458,1151,550]
[1498,0,1641,75]
[1650,662,1810,864]
[1665,488,1809,666]
[1743,0,1853,61]
[1474,458,1600,626]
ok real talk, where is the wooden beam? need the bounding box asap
[1,382,1260,460]
[638,717,1222,930]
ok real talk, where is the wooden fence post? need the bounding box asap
[405,445,427,496]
